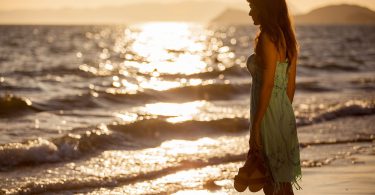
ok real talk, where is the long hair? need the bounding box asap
[251,0,298,62]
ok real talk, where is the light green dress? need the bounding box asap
[247,53,302,192]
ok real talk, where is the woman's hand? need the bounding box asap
[249,123,263,151]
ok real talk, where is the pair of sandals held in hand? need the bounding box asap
[234,148,272,192]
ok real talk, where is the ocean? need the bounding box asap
[0,23,374,194]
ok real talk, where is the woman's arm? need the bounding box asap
[251,33,278,145]
[286,54,297,103]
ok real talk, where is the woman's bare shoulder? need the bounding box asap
[257,32,278,59]
[258,32,273,45]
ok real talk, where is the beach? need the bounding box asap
[294,154,375,195]
[169,153,375,195]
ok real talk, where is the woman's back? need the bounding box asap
[247,53,289,90]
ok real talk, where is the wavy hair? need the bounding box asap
[249,0,298,61]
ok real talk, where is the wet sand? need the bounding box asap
[237,154,375,195]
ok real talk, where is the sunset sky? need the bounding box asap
[0,0,374,13]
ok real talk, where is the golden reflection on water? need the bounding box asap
[80,22,238,96]
[112,100,246,123]
[161,137,217,155]
[139,78,181,91]
[130,22,207,75]
[141,101,205,123]
[113,112,138,123]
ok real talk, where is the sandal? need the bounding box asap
[234,149,271,192]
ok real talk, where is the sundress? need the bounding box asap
[246,53,302,193]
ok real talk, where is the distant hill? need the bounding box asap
[295,4,375,25]
[210,8,252,25]
[210,4,375,25]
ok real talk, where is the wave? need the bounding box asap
[79,64,248,79]
[150,65,248,79]
[0,117,248,169]
[0,127,134,169]
[3,66,94,78]
[0,81,42,92]
[0,85,41,92]
[350,77,375,90]
[0,94,42,117]
[303,62,359,71]
[100,82,250,103]
[43,92,102,109]
[350,77,375,85]
[296,100,375,126]
[108,117,249,139]
[0,93,103,118]
[296,80,335,92]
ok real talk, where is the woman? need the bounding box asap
[235,0,302,194]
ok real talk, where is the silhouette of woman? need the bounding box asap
[236,0,302,194]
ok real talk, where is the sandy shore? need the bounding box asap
[237,154,375,195]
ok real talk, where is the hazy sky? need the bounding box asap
[0,0,374,13]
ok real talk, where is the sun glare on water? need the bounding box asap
[141,101,206,123]
[131,22,208,75]
[79,22,236,98]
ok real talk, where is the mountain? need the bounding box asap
[210,8,252,25]
[295,4,375,25]
[210,4,375,25]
